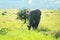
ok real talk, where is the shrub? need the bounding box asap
[2,13,5,15]
[54,31,60,39]
[2,11,7,15]
[38,27,51,32]
[0,28,9,35]
[17,9,27,23]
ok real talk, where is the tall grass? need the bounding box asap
[0,9,60,40]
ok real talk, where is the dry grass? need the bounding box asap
[0,9,60,40]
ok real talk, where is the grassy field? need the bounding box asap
[0,9,60,40]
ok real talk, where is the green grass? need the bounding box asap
[0,9,60,40]
[0,29,55,40]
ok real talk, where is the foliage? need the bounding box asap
[0,28,9,35]
[2,11,7,15]
[0,9,60,40]
[17,9,26,20]
[37,27,51,32]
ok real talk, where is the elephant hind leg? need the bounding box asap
[32,23,38,30]
[27,25,31,30]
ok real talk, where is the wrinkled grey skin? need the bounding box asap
[27,9,41,30]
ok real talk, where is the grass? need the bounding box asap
[0,29,55,40]
[0,9,60,40]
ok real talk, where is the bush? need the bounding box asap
[4,11,7,13]
[17,9,28,23]
[2,13,5,15]
[38,27,51,32]
[2,11,7,15]
[0,28,9,35]
[54,31,60,39]
[17,9,26,19]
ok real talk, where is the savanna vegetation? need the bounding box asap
[0,9,60,40]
